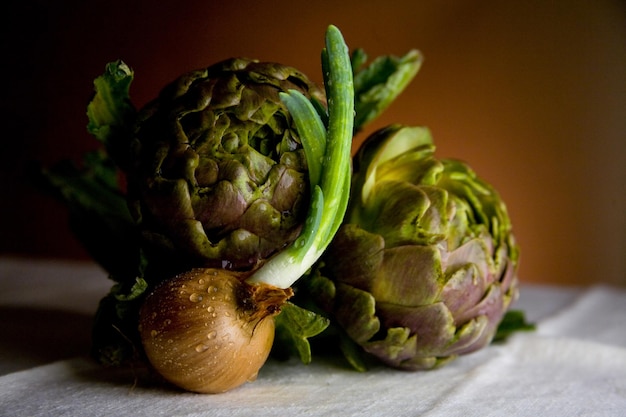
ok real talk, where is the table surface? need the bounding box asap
[1,257,625,416]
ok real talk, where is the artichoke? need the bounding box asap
[309,124,519,370]
[127,58,326,277]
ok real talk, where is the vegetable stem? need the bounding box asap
[246,25,354,288]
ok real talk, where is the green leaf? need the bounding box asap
[34,152,141,281]
[91,294,138,366]
[350,48,368,75]
[86,60,134,138]
[38,152,124,215]
[274,302,330,364]
[86,60,137,170]
[91,275,150,365]
[493,310,536,342]
[352,50,422,131]
[338,330,369,372]
[33,61,142,281]
[111,277,149,302]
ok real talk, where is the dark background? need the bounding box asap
[2,0,625,286]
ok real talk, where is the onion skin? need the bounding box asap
[139,268,292,393]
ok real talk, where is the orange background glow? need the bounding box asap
[3,0,625,286]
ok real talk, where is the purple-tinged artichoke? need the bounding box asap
[126,59,326,276]
[309,124,519,370]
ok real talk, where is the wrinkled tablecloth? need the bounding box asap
[1,257,625,416]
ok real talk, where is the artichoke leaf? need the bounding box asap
[364,326,460,370]
[366,327,416,362]
[335,283,380,345]
[376,153,441,187]
[440,263,487,321]
[324,224,384,291]
[372,245,443,306]
[361,181,451,246]
[376,302,456,355]
[356,125,434,204]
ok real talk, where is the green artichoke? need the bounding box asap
[127,58,326,276]
[309,124,519,370]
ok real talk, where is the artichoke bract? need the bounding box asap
[127,58,326,276]
[311,124,519,370]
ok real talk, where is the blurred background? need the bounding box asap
[2,0,625,286]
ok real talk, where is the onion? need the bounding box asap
[139,268,292,393]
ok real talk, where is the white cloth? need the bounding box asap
[1,258,625,416]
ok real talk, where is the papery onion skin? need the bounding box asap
[139,268,291,393]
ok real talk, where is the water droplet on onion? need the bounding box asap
[189,293,203,303]
[195,344,209,353]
